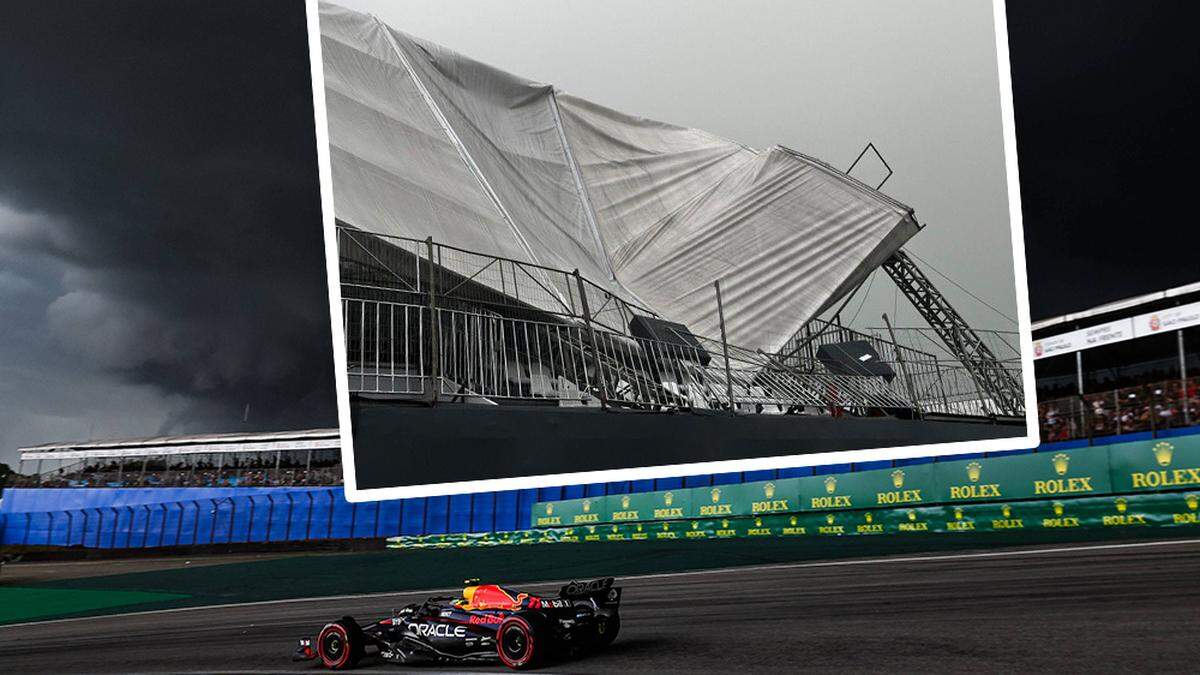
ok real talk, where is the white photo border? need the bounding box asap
[305,0,1040,503]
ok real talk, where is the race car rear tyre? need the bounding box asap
[496,613,544,670]
[317,617,364,670]
[595,612,620,647]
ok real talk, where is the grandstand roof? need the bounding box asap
[1032,280,1200,333]
[18,428,340,461]
[320,2,920,352]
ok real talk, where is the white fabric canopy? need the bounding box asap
[320,2,920,351]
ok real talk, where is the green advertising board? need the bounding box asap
[933,447,1112,503]
[1108,436,1200,493]
[530,495,608,528]
[688,478,803,519]
[796,463,934,511]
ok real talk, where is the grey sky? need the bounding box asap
[337,0,1018,340]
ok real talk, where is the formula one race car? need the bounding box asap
[293,578,621,670]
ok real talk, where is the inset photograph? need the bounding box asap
[316,0,1036,498]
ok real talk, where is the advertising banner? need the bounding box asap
[933,448,1111,503]
[1108,437,1200,493]
[688,478,803,519]
[531,496,608,528]
[797,463,934,511]
[1132,300,1200,337]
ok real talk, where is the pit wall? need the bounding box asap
[4,428,1200,549]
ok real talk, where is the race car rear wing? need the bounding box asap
[559,577,621,606]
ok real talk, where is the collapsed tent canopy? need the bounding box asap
[320,2,920,352]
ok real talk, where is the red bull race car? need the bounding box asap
[293,578,621,670]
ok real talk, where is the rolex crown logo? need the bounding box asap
[790,516,798,526]
[755,517,762,527]
[1153,442,1174,467]
[662,522,669,531]
[1052,453,1070,476]
[824,476,838,494]
[865,513,873,523]
[692,521,699,529]
[891,469,905,488]
[722,519,729,528]
[664,491,674,506]
[1186,494,1198,511]
[966,461,982,483]
[953,507,963,520]
[711,487,721,503]
[583,499,591,512]
[764,482,776,498]
[826,513,835,525]
[621,495,631,509]
[611,525,618,533]
[587,525,595,533]
[1001,504,1012,518]
[1053,501,1064,517]
[545,503,553,515]
[907,509,917,521]
[1115,497,1127,514]
[636,523,643,532]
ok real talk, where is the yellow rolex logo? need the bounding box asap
[692,521,699,529]
[826,513,836,525]
[754,517,762,527]
[1053,501,1065,517]
[1052,453,1070,476]
[967,461,982,483]
[864,512,874,523]
[587,525,595,533]
[611,525,618,533]
[721,519,729,528]
[582,499,591,512]
[891,469,905,488]
[1001,504,1012,518]
[664,491,673,506]
[711,487,721,503]
[621,495,631,509]
[764,482,776,498]
[662,522,669,531]
[545,503,554,515]
[636,523,643,532]
[1153,442,1174,467]
[954,507,964,520]
[1186,494,1198,511]
[824,476,838,494]
[790,516,798,526]
[907,509,917,521]
[1115,497,1127,514]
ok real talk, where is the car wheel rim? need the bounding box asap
[502,626,527,659]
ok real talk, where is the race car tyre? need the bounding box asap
[496,613,545,670]
[595,612,620,648]
[317,617,364,670]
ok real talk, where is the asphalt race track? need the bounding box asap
[2,539,1198,673]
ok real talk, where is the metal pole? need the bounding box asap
[574,270,608,409]
[1076,350,1086,436]
[883,313,922,418]
[1179,329,1190,426]
[426,237,441,404]
[713,280,737,414]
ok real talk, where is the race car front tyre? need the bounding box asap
[496,613,545,670]
[595,612,620,647]
[317,617,364,670]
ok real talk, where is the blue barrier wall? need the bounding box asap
[4,425,1197,549]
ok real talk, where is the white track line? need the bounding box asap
[2,537,1197,631]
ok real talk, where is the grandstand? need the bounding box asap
[1033,281,1200,442]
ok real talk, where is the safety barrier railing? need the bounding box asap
[1039,376,1200,443]
[338,226,1027,418]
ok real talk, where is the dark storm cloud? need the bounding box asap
[0,1,335,462]
[1008,0,1200,319]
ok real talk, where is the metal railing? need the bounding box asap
[339,225,1022,418]
[1038,376,1199,443]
